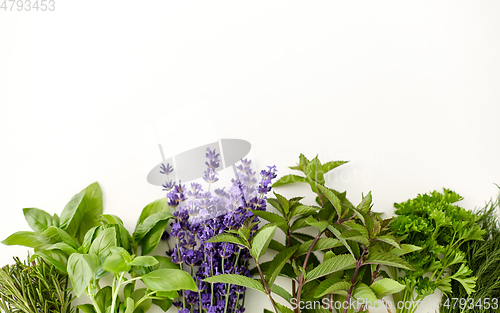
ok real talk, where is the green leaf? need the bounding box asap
[289,205,319,218]
[130,256,159,267]
[266,245,299,287]
[77,304,96,313]
[2,231,51,249]
[340,230,370,247]
[322,161,348,173]
[204,274,265,293]
[81,226,99,254]
[268,239,286,252]
[274,193,290,215]
[136,198,169,228]
[34,249,70,273]
[133,211,173,242]
[131,288,152,313]
[95,286,113,313]
[375,235,400,249]
[152,299,172,312]
[306,157,325,185]
[290,216,311,232]
[205,233,249,248]
[155,290,178,299]
[23,208,54,232]
[250,210,288,231]
[125,298,134,313]
[273,174,308,187]
[276,302,294,313]
[344,220,369,237]
[250,224,278,260]
[299,154,310,171]
[103,249,131,274]
[267,198,285,217]
[327,225,356,259]
[142,268,197,292]
[139,220,169,255]
[357,192,372,213]
[291,232,315,242]
[315,280,350,297]
[352,283,379,304]
[55,228,80,249]
[306,254,356,281]
[67,253,99,296]
[123,282,135,299]
[271,284,293,302]
[450,263,476,295]
[60,182,103,244]
[151,256,179,270]
[295,238,341,257]
[305,216,329,232]
[370,278,405,299]
[47,242,78,254]
[389,244,422,256]
[100,214,132,251]
[364,252,413,270]
[316,184,342,219]
[89,227,117,260]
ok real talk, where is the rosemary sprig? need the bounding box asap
[0,256,75,313]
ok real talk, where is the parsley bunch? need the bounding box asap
[389,189,484,313]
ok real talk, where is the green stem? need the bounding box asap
[222,256,229,313]
[210,256,214,307]
[135,291,156,309]
[224,249,241,313]
[87,287,103,313]
[110,272,126,313]
[122,276,142,285]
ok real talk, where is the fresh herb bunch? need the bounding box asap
[205,154,413,313]
[160,149,277,313]
[390,189,485,313]
[0,256,75,313]
[2,182,197,313]
[440,192,500,313]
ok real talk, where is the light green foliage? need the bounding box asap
[2,182,196,313]
[390,189,485,313]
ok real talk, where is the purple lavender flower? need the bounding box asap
[161,151,277,313]
[160,163,174,175]
[203,148,220,184]
[162,180,175,192]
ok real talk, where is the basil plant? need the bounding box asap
[3,182,197,313]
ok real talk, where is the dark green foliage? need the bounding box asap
[440,193,500,313]
[0,256,75,313]
[206,154,409,313]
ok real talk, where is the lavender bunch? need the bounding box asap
[160,148,277,313]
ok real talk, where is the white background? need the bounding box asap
[1,1,500,312]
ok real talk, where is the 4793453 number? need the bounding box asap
[1,0,55,11]
[442,298,498,310]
